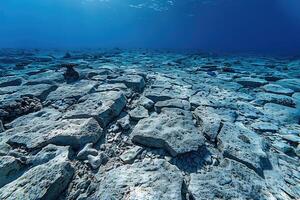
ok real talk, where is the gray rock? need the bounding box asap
[62,63,80,83]
[131,108,205,156]
[276,78,300,92]
[272,141,293,154]
[145,88,173,102]
[0,156,74,200]
[193,106,222,142]
[95,83,127,92]
[7,118,103,149]
[25,70,65,85]
[0,95,42,122]
[116,113,131,130]
[129,105,149,121]
[281,134,300,144]
[235,77,268,88]
[6,108,62,129]
[93,159,183,200]
[145,86,192,102]
[263,103,300,124]
[255,92,296,108]
[46,80,97,103]
[251,122,278,133]
[236,101,262,119]
[139,96,154,110]
[27,144,70,166]
[217,123,269,177]
[155,99,191,112]
[0,120,4,133]
[77,143,98,160]
[64,91,126,127]
[0,84,58,101]
[263,84,294,96]
[108,74,145,92]
[120,146,143,164]
[189,159,272,200]
[0,156,24,187]
[87,152,108,169]
[0,76,23,87]
[0,142,11,156]
[296,144,300,157]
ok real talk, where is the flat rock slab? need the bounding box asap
[108,74,145,92]
[0,156,74,200]
[263,84,294,96]
[263,103,300,124]
[276,79,300,92]
[255,92,296,108]
[64,91,126,127]
[7,118,103,150]
[120,146,143,164]
[46,80,97,103]
[217,123,269,177]
[0,84,57,101]
[93,159,183,200]
[0,77,23,87]
[189,159,272,200]
[131,108,204,156]
[145,86,192,102]
[251,122,278,133]
[24,70,65,85]
[129,105,149,121]
[6,108,62,129]
[155,99,191,112]
[0,156,24,187]
[235,77,268,88]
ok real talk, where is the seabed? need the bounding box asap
[0,49,299,199]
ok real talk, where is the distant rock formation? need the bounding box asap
[61,63,79,83]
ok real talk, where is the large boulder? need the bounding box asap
[93,159,183,200]
[0,156,74,200]
[131,108,205,156]
[7,118,103,150]
[64,91,126,127]
[217,123,269,177]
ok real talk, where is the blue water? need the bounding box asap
[0,0,300,54]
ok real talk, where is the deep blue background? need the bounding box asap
[0,0,300,54]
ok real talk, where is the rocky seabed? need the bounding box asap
[0,49,300,200]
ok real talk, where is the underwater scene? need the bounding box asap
[0,1,300,200]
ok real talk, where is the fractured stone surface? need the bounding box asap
[7,118,103,149]
[217,123,269,177]
[131,108,204,156]
[93,159,183,200]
